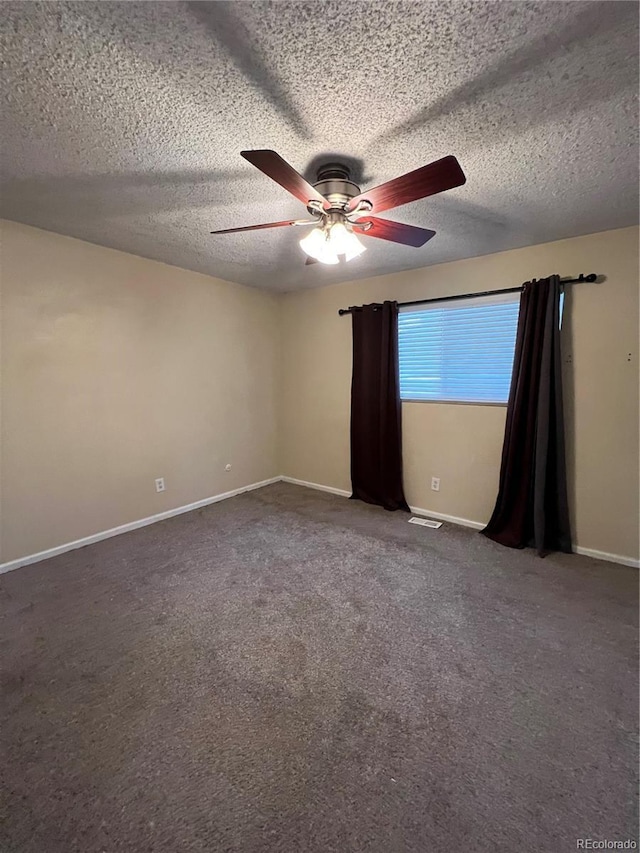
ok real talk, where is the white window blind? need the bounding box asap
[398,292,521,404]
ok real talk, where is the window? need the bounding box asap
[398,292,520,404]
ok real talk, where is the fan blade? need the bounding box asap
[210,219,316,235]
[241,150,329,209]
[347,155,465,214]
[354,216,436,247]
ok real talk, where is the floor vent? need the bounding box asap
[408,516,443,529]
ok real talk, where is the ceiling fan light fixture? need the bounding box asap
[317,252,340,265]
[314,242,340,264]
[299,227,339,264]
[300,221,367,265]
[328,222,366,260]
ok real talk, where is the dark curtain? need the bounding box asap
[350,301,409,512]
[482,275,572,555]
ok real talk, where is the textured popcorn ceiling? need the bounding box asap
[1,1,638,292]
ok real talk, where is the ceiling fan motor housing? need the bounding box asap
[311,162,361,212]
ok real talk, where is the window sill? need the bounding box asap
[401,399,508,407]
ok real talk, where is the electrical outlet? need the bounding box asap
[155,478,165,493]
[225,463,232,472]
[431,477,440,492]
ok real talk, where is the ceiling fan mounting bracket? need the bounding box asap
[309,160,361,214]
[315,162,352,182]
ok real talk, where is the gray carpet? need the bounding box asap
[1,482,637,852]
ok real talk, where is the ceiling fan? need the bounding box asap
[210,150,466,265]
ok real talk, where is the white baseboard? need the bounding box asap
[280,476,638,568]
[3,475,637,574]
[409,506,640,567]
[573,546,639,569]
[0,477,281,575]
[280,477,484,529]
[280,475,351,498]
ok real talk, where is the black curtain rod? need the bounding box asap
[337,272,598,316]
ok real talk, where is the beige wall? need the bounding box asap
[2,222,638,566]
[280,226,640,562]
[1,220,280,563]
